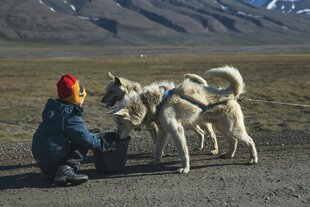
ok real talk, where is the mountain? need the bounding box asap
[244,0,310,14]
[1,0,310,46]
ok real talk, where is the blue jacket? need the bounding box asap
[32,99,102,166]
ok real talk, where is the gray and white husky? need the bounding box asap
[102,72,218,154]
[108,66,258,174]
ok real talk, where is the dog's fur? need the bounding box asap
[109,66,258,174]
[102,72,218,153]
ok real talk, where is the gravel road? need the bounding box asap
[0,130,309,207]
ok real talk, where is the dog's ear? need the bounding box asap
[114,76,122,86]
[108,72,115,80]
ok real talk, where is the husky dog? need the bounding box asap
[102,72,218,153]
[109,66,258,174]
[102,72,143,107]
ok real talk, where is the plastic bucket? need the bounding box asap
[94,132,131,173]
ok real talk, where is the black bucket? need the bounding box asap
[94,132,131,173]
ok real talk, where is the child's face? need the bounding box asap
[78,98,85,107]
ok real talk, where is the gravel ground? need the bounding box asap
[0,130,309,207]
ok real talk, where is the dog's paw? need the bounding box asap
[210,149,219,155]
[177,167,190,174]
[249,157,258,165]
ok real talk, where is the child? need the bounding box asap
[32,74,111,185]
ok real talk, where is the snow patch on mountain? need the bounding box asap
[296,9,310,14]
[266,0,278,10]
[244,0,310,15]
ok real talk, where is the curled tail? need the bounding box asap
[184,73,207,85]
[204,65,244,97]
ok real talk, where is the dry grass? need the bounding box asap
[0,52,309,143]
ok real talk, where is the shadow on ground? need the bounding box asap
[0,152,248,190]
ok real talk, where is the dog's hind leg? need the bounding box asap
[227,105,258,164]
[215,118,258,164]
[214,122,238,159]
[236,132,258,164]
[193,124,205,151]
[221,137,238,159]
[203,123,218,155]
[225,127,258,164]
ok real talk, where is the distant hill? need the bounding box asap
[1,0,310,46]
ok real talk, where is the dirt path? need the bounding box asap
[0,130,309,207]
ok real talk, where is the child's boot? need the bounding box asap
[54,165,88,186]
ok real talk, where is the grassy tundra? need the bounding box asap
[0,52,309,144]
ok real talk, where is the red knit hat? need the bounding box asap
[57,74,87,105]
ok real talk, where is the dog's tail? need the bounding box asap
[184,73,207,85]
[204,65,244,97]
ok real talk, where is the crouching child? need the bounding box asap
[32,74,112,186]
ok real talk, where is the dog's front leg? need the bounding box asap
[149,128,168,166]
[169,123,190,174]
[146,122,159,146]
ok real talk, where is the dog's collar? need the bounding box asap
[156,89,175,113]
[163,89,174,99]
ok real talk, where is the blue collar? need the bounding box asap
[163,89,174,99]
[156,89,174,113]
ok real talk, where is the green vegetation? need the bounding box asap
[0,51,309,144]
